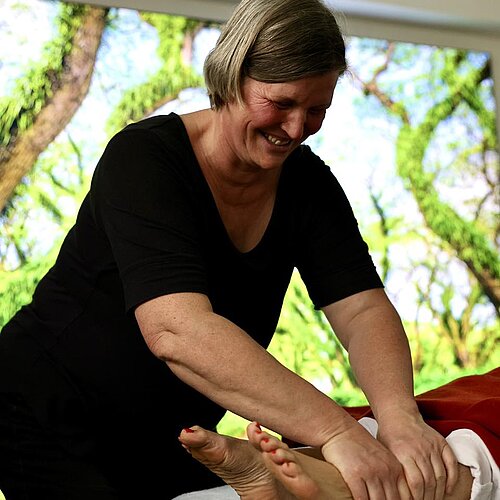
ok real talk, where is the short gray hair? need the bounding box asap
[204,0,347,109]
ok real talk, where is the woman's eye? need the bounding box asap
[309,108,327,116]
[273,101,291,110]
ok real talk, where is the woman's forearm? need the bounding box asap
[346,302,419,421]
[167,313,357,447]
[323,289,419,421]
[136,293,357,448]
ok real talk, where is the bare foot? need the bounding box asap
[246,422,353,500]
[178,426,294,500]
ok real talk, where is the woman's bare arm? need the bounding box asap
[135,291,354,448]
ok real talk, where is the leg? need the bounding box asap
[448,464,473,500]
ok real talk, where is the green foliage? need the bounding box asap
[106,66,202,135]
[1,136,90,271]
[0,137,89,329]
[0,247,59,328]
[269,272,359,397]
[0,3,89,146]
[141,14,200,63]
[397,124,500,281]
[106,13,204,135]
[368,45,500,313]
[217,411,252,439]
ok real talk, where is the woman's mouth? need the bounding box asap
[262,132,292,147]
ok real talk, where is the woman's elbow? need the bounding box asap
[141,327,177,362]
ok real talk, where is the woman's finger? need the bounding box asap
[365,477,388,500]
[346,478,369,500]
[397,475,413,500]
[400,458,424,500]
[442,443,459,495]
[414,455,437,500]
[430,451,447,500]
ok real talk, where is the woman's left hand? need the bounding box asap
[377,411,459,500]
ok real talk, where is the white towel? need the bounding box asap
[172,485,238,499]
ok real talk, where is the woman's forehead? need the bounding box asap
[244,72,338,102]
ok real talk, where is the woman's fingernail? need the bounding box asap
[255,422,262,433]
[183,427,195,433]
[262,437,269,443]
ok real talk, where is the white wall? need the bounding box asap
[74,0,500,141]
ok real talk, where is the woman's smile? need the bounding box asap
[262,131,292,147]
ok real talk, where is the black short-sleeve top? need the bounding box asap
[92,112,382,314]
[34,113,381,338]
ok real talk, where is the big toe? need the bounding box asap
[179,426,231,463]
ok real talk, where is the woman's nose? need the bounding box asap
[282,110,306,140]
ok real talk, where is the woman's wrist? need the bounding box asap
[374,398,422,426]
[319,414,367,456]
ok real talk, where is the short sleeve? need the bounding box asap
[90,127,208,311]
[294,150,383,309]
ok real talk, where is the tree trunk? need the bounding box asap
[0,6,108,212]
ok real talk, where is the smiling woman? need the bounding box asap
[0,0,467,499]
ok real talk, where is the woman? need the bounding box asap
[0,0,456,498]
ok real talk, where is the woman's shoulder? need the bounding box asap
[101,113,198,167]
[117,113,187,145]
[92,113,201,187]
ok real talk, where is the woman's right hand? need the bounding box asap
[321,422,411,500]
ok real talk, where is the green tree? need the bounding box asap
[351,42,499,313]
[106,13,206,135]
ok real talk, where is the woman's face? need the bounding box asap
[220,71,339,171]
